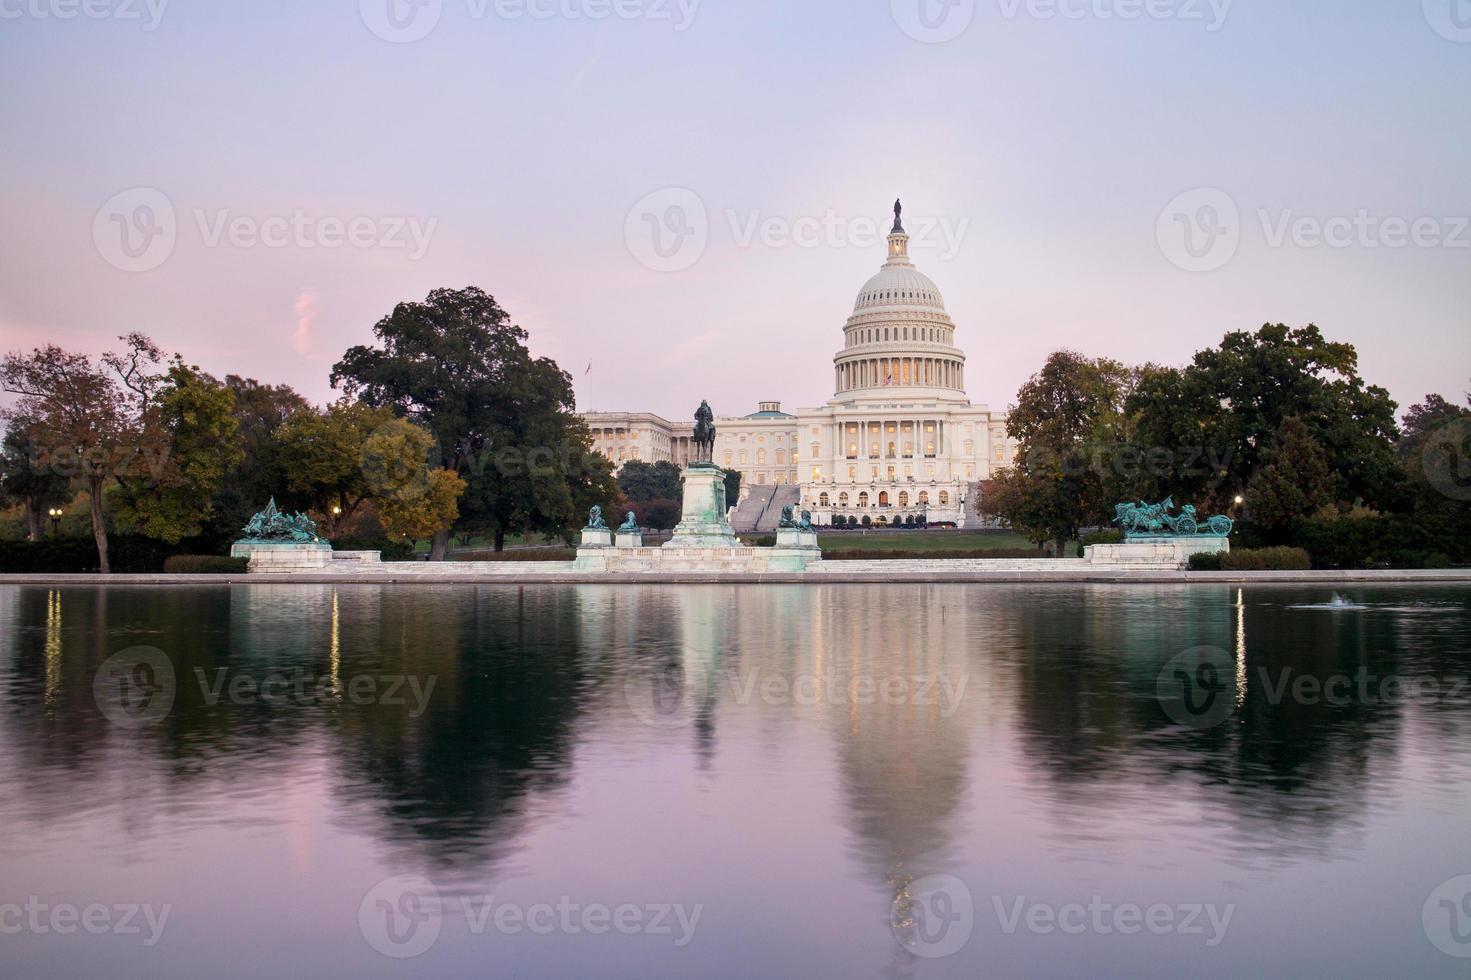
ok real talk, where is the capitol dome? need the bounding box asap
[833,200,968,403]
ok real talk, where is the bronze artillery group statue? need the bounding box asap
[1113,498,1234,539]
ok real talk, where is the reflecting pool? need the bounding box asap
[1,583,1469,978]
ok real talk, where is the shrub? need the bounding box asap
[1221,547,1312,571]
[1077,529,1124,557]
[861,516,872,527]
[0,536,176,573]
[163,555,250,574]
[1187,551,1224,571]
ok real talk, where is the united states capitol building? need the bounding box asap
[584,203,1017,528]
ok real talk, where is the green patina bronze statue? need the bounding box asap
[1113,498,1233,538]
[586,506,608,530]
[692,401,716,466]
[240,498,320,543]
[618,511,641,532]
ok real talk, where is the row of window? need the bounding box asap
[849,325,949,346]
[816,490,950,508]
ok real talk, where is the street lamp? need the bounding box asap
[48,507,62,536]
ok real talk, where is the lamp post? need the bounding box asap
[48,508,62,536]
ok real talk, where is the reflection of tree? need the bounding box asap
[0,584,597,880]
[1002,585,1470,865]
[326,585,593,873]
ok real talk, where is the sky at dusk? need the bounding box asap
[1,0,1468,422]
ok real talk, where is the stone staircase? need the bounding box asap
[961,482,986,528]
[730,485,777,533]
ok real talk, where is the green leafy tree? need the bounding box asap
[1244,417,1334,535]
[331,286,617,554]
[1127,324,1400,510]
[205,376,310,540]
[995,350,1136,553]
[1,420,72,540]
[618,460,683,502]
[112,359,243,544]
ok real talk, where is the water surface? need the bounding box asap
[1,583,1469,978]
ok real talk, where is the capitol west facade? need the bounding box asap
[584,205,1017,527]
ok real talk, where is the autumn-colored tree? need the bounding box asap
[1,340,144,571]
[994,350,1137,553]
[378,469,466,542]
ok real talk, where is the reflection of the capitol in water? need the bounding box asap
[1,582,1469,978]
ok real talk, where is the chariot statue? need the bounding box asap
[1112,498,1234,538]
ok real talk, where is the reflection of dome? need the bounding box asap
[834,199,967,403]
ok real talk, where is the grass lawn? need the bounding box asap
[813,529,1075,553]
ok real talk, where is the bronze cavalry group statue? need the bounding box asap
[1112,498,1234,539]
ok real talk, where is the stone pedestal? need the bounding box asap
[664,464,741,549]
[1086,536,1229,569]
[581,527,613,549]
[775,527,820,550]
[230,540,333,572]
[616,530,644,549]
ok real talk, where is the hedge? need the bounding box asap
[1188,547,1312,572]
[0,536,177,573]
[163,555,250,574]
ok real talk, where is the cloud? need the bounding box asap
[292,288,319,358]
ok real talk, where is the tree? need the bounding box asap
[207,376,311,539]
[332,286,618,554]
[0,420,72,540]
[378,468,467,543]
[111,359,243,544]
[994,351,1136,553]
[1,340,143,572]
[1128,324,1400,510]
[618,460,683,502]
[1398,384,1471,520]
[1244,417,1334,535]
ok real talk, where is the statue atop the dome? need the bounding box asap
[693,400,717,465]
[892,198,904,234]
